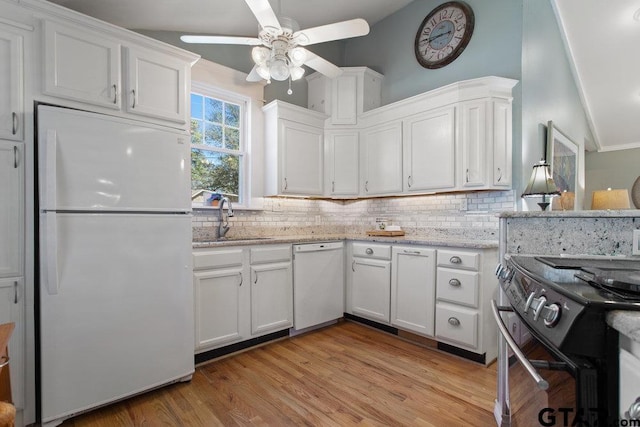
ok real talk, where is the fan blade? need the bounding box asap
[245,0,281,32]
[246,65,263,82]
[303,50,343,79]
[180,35,262,45]
[293,18,369,46]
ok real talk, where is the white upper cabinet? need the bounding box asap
[0,142,23,279]
[459,99,487,188]
[124,46,189,124]
[0,24,25,141]
[307,67,383,126]
[361,121,403,196]
[263,101,326,196]
[42,19,197,127]
[43,20,121,110]
[403,106,456,192]
[325,130,359,197]
[492,99,512,187]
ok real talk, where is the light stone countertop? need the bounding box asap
[193,233,499,249]
[607,311,640,344]
[500,210,640,218]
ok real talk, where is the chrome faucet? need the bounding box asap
[217,196,234,239]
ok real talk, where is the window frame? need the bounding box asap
[190,81,251,210]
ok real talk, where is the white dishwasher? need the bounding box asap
[293,242,345,332]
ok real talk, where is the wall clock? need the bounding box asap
[414,1,475,69]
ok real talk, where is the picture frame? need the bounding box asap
[546,121,579,210]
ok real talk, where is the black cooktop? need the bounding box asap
[509,255,640,309]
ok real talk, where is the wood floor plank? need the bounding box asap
[62,321,497,426]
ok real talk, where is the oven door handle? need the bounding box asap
[491,300,550,390]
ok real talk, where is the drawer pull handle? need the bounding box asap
[14,280,18,304]
[13,146,18,168]
[284,178,288,190]
[332,181,335,192]
[238,272,243,287]
[403,250,421,255]
[448,317,461,327]
[12,112,18,135]
[131,89,137,108]
[407,175,412,188]
[497,167,502,182]
[365,248,374,255]
[112,84,118,104]
[449,278,461,287]
[254,270,258,284]
[449,256,462,264]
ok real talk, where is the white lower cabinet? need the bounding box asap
[0,277,24,410]
[435,248,498,363]
[193,244,292,354]
[391,246,436,337]
[250,246,293,335]
[348,243,391,323]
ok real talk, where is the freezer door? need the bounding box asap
[39,213,193,424]
[38,106,191,212]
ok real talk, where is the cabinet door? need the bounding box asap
[391,247,436,336]
[125,46,188,124]
[492,99,512,187]
[193,267,245,350]
[331,73,357,125]
[251,262,293,336]
[0,142,23,278]
[0,277,24,409]
[403,107,455,192]
[280,120,324,195]
[43,21,121,110]
[459,100,487,188]
[351,258,391,323]
[326,130,359,196]
[361,122,403,196]
[0,26,23,141]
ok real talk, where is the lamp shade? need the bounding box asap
[591,188,631,209]
[522,160,561,198]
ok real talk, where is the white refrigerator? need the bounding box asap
[37,106,194,426]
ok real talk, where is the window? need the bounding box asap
[190,85,248,208]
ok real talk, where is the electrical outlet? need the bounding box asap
[460,199,468,211]
[633,230,640,255]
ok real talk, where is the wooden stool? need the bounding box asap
[0,401,15,427]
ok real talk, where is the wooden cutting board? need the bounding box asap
[366,230,405,236]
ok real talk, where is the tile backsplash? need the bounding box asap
[192,190,516,241]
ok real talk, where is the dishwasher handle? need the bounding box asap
[294,242,343,253]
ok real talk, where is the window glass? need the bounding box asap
[190,91,244,206]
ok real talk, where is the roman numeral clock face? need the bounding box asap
[414,1,475,69]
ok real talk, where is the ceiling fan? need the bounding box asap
[180,0,369,85]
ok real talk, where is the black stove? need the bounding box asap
[497,255,640,356]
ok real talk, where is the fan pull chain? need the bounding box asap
[287,77,293,95]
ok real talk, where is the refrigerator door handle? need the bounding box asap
[43,212,60,295]
[45,130,58,209]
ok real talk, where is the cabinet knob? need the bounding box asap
[448,317,461,327]
[365,248,374,255]
[627,398,640,420]
[449,256,462,264]
[448,278,461,287]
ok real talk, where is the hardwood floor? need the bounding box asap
[62,321,497,426]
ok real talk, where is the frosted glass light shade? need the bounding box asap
[256,64,271,80]
[251,46,270,65]
[289,47,307,66]
[269,58,290,81]
[290,66,305,81]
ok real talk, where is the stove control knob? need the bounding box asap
[541,303,561,328]
[525,293,548,321]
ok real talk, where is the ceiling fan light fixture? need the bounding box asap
[256,63,271,80]
[290,65,305,81]
[288,47,307,66]
[270,58,290,81]
[251,46,271,65]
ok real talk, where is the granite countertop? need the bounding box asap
[193,233,498,249]
[500,210,640,218]
[607,311,640,343]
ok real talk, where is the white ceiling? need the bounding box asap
[552,0,640,152]
[46,0,639,153]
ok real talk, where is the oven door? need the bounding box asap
[492,301,598,427]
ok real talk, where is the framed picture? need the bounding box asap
[546,121,579,210]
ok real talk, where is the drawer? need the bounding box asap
[352,243,391,260]
[435,304,478,349]
[436,268,479,308]
[193,248,243,270]
[250,245,291,264]
[437,249,479,271]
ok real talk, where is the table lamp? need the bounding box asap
[521,160,561,210]
[591,188,630,210]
